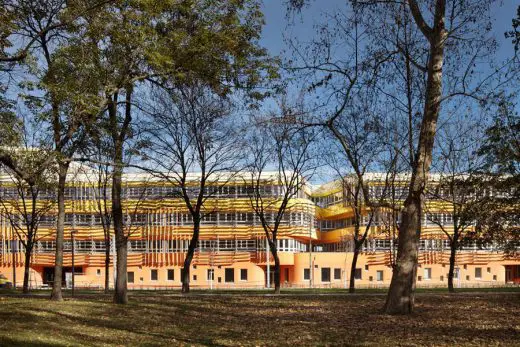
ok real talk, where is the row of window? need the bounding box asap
[128,267,248,284]
[0,184,294,201]
[311,185,513,209]
[319,212,464,232]
[29,238,309,254]
[12,211,314,228]
[3,238,513,255]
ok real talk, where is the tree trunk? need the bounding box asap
[384,195,421,314]
[182,221,200,294]
[269,242,281,294]
[349,245,360,293]
[104,236,110,294]
[384,0,446,315]
[448,240,457,293]
[51,162,68,301]
[112,154,127,304]
[22,246,32,294]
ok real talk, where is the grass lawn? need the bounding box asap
[0,292,519,346]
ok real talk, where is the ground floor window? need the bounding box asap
[225,268,234,283]
[376,270,384,282]
[207,269,214,281]
[304,268,310,280]
[167,269,174,281]
[321,267,331,282]
[128,272,134,283]
[424,268,432,280]
[240,269,248,281]
[354,268,362,280]
[151,269,158,281]
[475,267,482,279]
[334,268,341,280]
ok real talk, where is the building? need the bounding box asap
[0,168,519,290]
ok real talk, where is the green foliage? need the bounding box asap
[505,5,520,51]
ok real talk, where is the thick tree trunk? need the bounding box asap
[448,241,457,293]
[112,157,127,304]
[273,250,281,294]
[22,246,32,294]
[349,246,360,293]
[182,221,200,294]
[384,195,421,314]
[104,237,110,294]
[384,0,446,315]
[51,163,68,301]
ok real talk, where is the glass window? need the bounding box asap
[424,268,432,280]
[354,268,362,280]
[321,268,331,282]
[334,268,341,280]
[207,269,214,281]
[304,268,310,280]
[167,269,174,281]
[240,269,248,281]
[475,267,482,279]
[151,269,158,281]
[128,272,134,283]
[225,268,234,283]
[376,270,384,281]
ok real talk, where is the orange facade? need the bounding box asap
[0,171,519,290]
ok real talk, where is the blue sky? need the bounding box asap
[259,1,519,61]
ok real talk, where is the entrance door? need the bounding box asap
[506,266,513,283]
[454,267,461,288]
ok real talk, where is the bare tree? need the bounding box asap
[0,149,56,293]
[288,0,516,314]
[245,102,317,294]
[424,120,486,292]
[143,84,240,293]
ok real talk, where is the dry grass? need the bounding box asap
[0,293,519,346]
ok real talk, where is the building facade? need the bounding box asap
[0,169,519,290]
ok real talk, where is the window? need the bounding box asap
[304,268,310,280]
[151,269,158,281]
[424,268,432,280]
[354,268,362,280]
[96,269,101,276]
[475,267,482,279]
[207,269,214,281]
[167,269,174,281]
[376,270,384,282]
[321,267,331,282]
[225,268,234,283]
[365,265,369,271]
[241,269,248,281]
[193,275,197,281]
[334,268,341,280]
[440,275,444,281]
[493,275,497,281]
[128,272,134,283]
[487,267,491,273]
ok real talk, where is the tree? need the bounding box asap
[505,5,520,52]
[143,83,239,293]
[288,0,511,313]
[286,4,403,293]
[72,0,274,304]
[79,134,113,294]
[424,121,486,292]
[474,96,520,256]
[245,102,316,294]
[0,147,56,293]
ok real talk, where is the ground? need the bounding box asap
[0,290,519,346]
